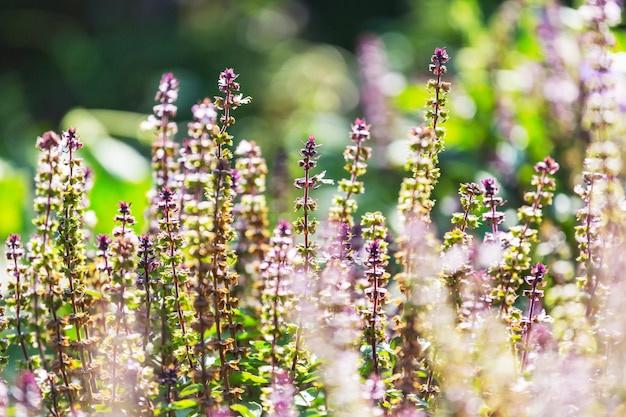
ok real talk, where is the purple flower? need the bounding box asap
[429,47,450,76]
[366,239,381,258]
[36,130,61,151]
[96,234,111,252]
[277,220,292,236]
[432,47,450,64]
[137,234,159,277]
[5,234,23,260]
[267,371,297,417]
[192,98,218,125]
[230,168,241,192]
[481,177,498,196]
[84,167,94,183]
[153,103,177,118]
[350,117,371,143]
[156,72,179,103]
[160,187,175,203]
[207,406,234,417]
[531,262,547,280]
[13,371,41,409]
[534,156,560,175]
[218,68,240,93]
[151,73,179,122]
[338,222,351,241]
[158,187,177,212]
[63,127,83,150]
[221,68,237,82]
[481,177,506,236]
[300,135,319,160]
[363,375,386,402]
[119,201,132,215]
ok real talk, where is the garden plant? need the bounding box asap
[1,1,626,416]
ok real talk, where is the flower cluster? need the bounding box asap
[143,72,181,231]
[291,135,332,372]
[391,49,452,413]
[190,70,249,406]
[233,140,270,284]
[575,0,626,326]
[482,177,506,240]
[215,68,251,131]
[360,212,390,379]
[106,201,145,412]
[441,182,482,314]
[258,221,296,373]
[156,185,194,374]
[489,157,559,327]
[329,118,372,227]
[520,263,550,371]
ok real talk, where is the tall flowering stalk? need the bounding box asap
[136,235,159,353]
[360,212,390,378]
[154,187,191,413]
[481,178,506,242]
[233,140,270,287]
[182,99,220,409]
[575,0,626,322]
[322,119,372,343]
[328,118,372,227]
[93,234,112,338]
[156,186,194,371]
[317,222,359,333]
[190,69,250,409]
[259,221,296,374]
[107,201,142,409]
[489,157,559,324]
[143,72,181,231]
[441,182,482,316]
[520,263,549,372]
[24,130,67,415]
[180,98,217,208]
[135,234,158,415]
[28,134,61,349]
[208,68,248,399]
[392,47,450,412]
[5,235,30,370]
[299,223,373,417]
[573,2,626,409]
[57,128,98,404]
[396,47,449,225]
[176,97,220,410]
[291,135,331,373]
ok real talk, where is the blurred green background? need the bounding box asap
[0,0,624,268]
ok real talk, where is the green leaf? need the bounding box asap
[240,371,268,385]
[230,402,262,417]
[302,410,328,417]
[85,288,104,299]
[170,399,197,410]
[294,388,317,407]
[248,340,270,350]
[179,383,203,398]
